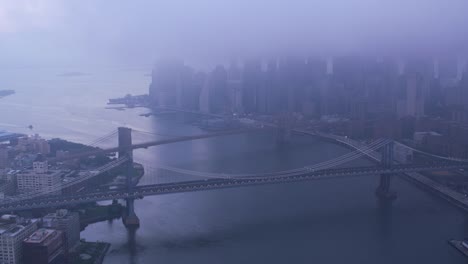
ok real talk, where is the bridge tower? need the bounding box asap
[118,127,140,228]
[376,140,397,201]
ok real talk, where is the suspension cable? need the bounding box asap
[145,139,390,180]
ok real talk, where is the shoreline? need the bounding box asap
[150,107,468,214]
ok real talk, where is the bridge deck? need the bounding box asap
[48,128,264,163]
[1,162,467,213]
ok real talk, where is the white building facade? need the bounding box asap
[0,218,38,264]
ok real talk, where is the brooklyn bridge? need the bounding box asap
[1,124,467,228]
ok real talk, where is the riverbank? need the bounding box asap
[78,202,123,230]
[48,138,114,167]
[302,130,468,214]
[402,172,468,211]
[1,66,465,263]
[301,129,468,213]
[156,108,468,215]
[71,241,110,264]
[108,94,149,108]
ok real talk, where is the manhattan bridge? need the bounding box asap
[1,123,467,228]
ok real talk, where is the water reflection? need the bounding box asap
[462,215,468,238]
[1,68,466,263]
[376,194,394,264]
[377,196,394,238]
[127,227,138,264]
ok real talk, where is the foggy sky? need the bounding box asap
[1,0,468,68]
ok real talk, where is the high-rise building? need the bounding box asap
[16,135,50,155]
[397,73,426,118]
[242,59,263,113]
[16,155,62,195]
[208,65,228,113]
[11,154,36,170]
[178,66,199,110]
[0,217,39,264]
[277,57,310,113]
[23,228,67,264]
[301,57,327,116]
[436,58,457,83]
[360,58,399,117]
[149,59,185,107]
[42,210,80,250]
[32,156,48,174]
[0,169,17,197]
[0,147,9,169]
[456,58,467,81]
[227,61,243,113]
[199,75,211,114]
[405,57,434,79]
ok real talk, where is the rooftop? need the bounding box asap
[34,154,46,162]
[0,219,38,237]
[23,228,57,244]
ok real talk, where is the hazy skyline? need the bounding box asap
[1,0,468,68]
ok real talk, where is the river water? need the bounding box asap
[0,67,466,264]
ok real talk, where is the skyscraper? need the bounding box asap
[242,59,262,113]
[149,59,185,108]
[227,61,243,113]
[209,65,228,113]
[0,147,9,169]
[397,73,426,118]
[264,59,280,114]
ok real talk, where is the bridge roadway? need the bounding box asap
[1,162,467,213]
[1,157,129,205]
[48,128,263,163]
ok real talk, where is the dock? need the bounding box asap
[71,241,111,264]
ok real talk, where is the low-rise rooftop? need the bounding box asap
[23,228,57,244]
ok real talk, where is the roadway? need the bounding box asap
[48,128,264,163]
[1,162,467,213]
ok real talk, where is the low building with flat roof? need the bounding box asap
[43,209,80,250]
[0,217,39,264]
[23,228,66,264]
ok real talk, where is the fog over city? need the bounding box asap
[1,0,468,67]
[4,1,468,264]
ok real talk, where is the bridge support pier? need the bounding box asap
[376,141,397,202]
[376,174,397,201]
[118,127,140,228]
[123,197,140,228]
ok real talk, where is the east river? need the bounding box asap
[0,67,466,263]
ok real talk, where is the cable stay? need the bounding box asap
[394,141,468,163]
[132,129,190,139]
[86,130,118,147]
[144,139,391,180]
